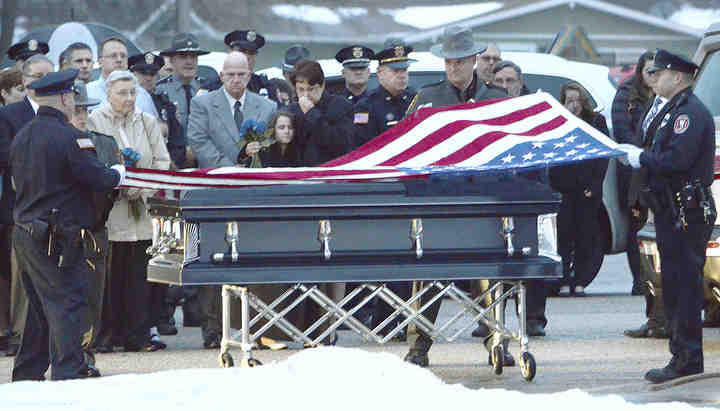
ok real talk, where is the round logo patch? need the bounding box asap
[674,114,690,134]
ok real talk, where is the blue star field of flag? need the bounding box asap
[400,127,623,177]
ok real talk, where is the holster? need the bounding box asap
[54,224,84,268]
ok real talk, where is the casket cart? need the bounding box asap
[146,172,561,381]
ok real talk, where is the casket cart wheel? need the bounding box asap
[219,352,234,368]
[520,352,536,382]
[491,345,504,375]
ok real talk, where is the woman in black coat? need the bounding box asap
[611,51,656,295]
[551,81,610,296]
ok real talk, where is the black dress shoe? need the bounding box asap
[486,350,516,366]
[95,344,114,354]
[203,335,221,349]
[86,365,101,378]
[702,318,720,328]
[526,322,546,337]
[645,364,702,384]
[125,342,161,352]
[150,335,167,350]
[5,343,18,357]
[157,322,178,336]
[623,322,668,338]
[404,350,429,367]
[471,322,490,338]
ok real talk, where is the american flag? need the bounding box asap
[122,92,620,190]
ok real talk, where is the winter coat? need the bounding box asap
[88,105,171,242]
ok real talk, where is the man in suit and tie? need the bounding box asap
[187,51,276,347]
[0,54,54,355]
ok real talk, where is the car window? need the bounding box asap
[525,74,597,108]
[694,50,720,119]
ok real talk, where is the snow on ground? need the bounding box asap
[669,5,720,32]
[0,347,705,411]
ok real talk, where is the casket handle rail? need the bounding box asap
[212,222,241,263]
[318,220,333,260]
[502,216,515,257]
[409,218,423,259]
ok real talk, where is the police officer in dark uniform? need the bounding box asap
[281,45,311,84]
[352,39,417,148]
[350,39,417,337]
[224,30,278,103]
[617,49,716,384]
[335,45,374,105]
[129,52,185,169]
[9,69,125,381]
[6,39,49,69]
[68,80,119,373]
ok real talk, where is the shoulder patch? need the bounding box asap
[76,138,96,149]
[354,112,369,124]
[674,114,690,134]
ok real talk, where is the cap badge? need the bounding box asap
[352,47,363,58]
[28,39,38,51]
[145,53,155,65]
[187,40,193,47]
[394,45,404,57]
[247,31,257,42]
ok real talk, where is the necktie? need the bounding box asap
[183,84,193,114]
[234,101,244,132]
[642,97,661,135]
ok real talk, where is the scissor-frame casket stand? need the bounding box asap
[146,173,562,381]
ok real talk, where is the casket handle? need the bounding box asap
[502,217,515,257]
[409,218,424,259]
[318,220,333,261]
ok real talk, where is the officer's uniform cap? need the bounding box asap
[129,52,165,74]
[374,38,417,69]
[7,39,49,61]
[160,33,210,57]
[73,80,100,107]
[430,25,486,59]
[225,30,265,53]
[335,45,374,68]
[648,49,699,75]
[282,45,311,73]
[27,69,79,97]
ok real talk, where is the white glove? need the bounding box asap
[110,164,127,186]
[615,144,643,169]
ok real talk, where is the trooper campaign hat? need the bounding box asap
[27,68,79,97]
[335,45,374,68]
[128,52,165,74]
[282,45,311,73]
[160,33,210,56]
[72,80,100,107]
[374,38,417,69]
[430,25,486,59]
[647,49,699,75]
[7,39,49,61]
[225,30,265,53]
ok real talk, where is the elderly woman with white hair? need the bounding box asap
[88,70,171,352]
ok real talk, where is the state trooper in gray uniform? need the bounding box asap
[403,26,509,369]
[155,33,211,149]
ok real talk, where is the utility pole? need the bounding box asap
[0,0,18,55]
[176,0,191,34]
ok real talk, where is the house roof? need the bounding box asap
[403,0,704,43]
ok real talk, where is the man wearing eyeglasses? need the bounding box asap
[0,54,54,357]
[86,37,158,118]
[476,43,501,85]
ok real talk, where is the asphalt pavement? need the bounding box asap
[1,254,719,407]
